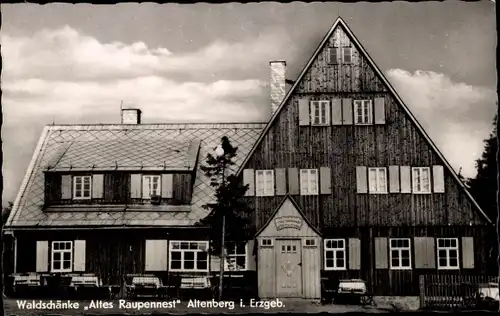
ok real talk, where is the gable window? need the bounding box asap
[260,239,273,247]
[169,241,208,272]
[368,167,387,194]
[300,169,319,195]
[303,238,317,247]
[311,101,330,125]
[412,167,431,194]
[73,176,91,200]
[328,47,338,65]
[51,241,73,273]
[256,170,274,196]
[226,242,247,271]
[389,238,411,270]
[324,239,346,270]
[354,100,373,125]
[437,238,459,270]
[143,175,161,198]
[342,47,352,63]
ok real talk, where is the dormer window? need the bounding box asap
[73,176,91,200]
[142,175,161,199]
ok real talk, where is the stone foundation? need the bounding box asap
[373,296,420,311]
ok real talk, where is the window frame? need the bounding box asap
[303,238,317,248]
[368,167,388,194]
[73,175,92,200]
[412,167,431,194]
[354,100,373,125]
[255,170,275,196]
[389,238,412,270]
[328,47,338,65]
[168,240,209,272]
[300,169,319,196]
[260,238,274,247]
[342,47,352,64]
[51,241,73,273]
[310,100,330,126]
[225,241,247,271]
[324,239,346,271]
[142,175,162,199]
[437,238,460,270]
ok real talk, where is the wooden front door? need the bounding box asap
[276,239,303,297]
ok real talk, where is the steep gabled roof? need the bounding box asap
[6,123,265,228]
[235,17,492,224]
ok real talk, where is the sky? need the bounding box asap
[1,2,497,204]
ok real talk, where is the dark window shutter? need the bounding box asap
[275,168,287,196]
[374,97,386,124]
[288,168,300,195]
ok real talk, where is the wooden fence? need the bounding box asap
[420,274,498,309]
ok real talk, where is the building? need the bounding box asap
[4,17,493,301]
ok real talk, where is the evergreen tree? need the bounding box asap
[196,136,253,299]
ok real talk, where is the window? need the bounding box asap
[169,241,208,272]
[143,175,161,198]
[51,241,73,273]
[225,242,247,271]
[342,47,352,63]
[390,238,411,270]
[354,100,373,125]
[437,238,459,270]
[368,168,387,194]
[324,239,346,270]
[256,170,274,196]
[300,169,319,195]
[260,239,273,247]
[73,176,91,199]
[303,238,317,247]
[328,47,338,64]
[311,101,330,125]
[412,167,431,193]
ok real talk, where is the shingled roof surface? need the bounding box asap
[6,123,265,228]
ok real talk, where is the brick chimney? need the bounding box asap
[269,61,286,115]
[121,108,142,124]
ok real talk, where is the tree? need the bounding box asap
[196,136,253,300]
[466,115,498,276]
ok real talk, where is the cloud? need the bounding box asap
[386,69,497,178]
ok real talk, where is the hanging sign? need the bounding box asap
[274,216,302,230]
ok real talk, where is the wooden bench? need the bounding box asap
[125,274,168,299]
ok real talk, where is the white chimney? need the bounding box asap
[270,61,286,115]
[121,108,142,124]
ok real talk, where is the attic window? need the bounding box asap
[73,176,91,200]
[342,47,352,64]
[327,47,338,65]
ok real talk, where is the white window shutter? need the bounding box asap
[400,166,411,193]
[356,166,367,193]
[298,98,310,126]
[462,237,474,269]
[331,98,342,125]
[145,240,169,271]
[130,174,142,198]
[348,238,361,270]
[61,175,72,199]
[36,241,49,272]
[92,174,104,199]
[73,240,86,272]
[243,169,255,196]
[162,174,173,198]
[433,165,445,193]
[389,166,400,193]
[255,171,265,196]
[342,98,353,125]
[374,97,386,124]
[246,240,256,271]
[320,167,332,194]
